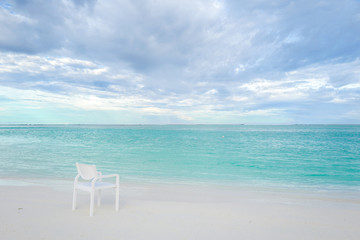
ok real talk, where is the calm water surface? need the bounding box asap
[0,125,359,191]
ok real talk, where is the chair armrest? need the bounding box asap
[98,174,119,179]
[74,174,80,186]
[94,174,119,186]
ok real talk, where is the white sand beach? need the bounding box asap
[1,181,360,240]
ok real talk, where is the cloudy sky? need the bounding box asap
[0,0,359,124]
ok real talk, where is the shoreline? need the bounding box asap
[1,175,360,196]
[1,178,360,239]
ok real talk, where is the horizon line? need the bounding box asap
[0,123,359,126]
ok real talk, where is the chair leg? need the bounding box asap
[97,190,101,207]
[115,186,119,211]
[90,191,95,216]
[72,188,77,211]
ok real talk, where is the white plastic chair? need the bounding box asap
[72,163,120,216]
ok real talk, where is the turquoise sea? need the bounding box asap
[0,124,359,191]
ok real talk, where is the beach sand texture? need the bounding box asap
[1,182,359,240]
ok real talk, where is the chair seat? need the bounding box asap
[76,181,117,191]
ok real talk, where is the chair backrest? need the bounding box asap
[76,163,98,180]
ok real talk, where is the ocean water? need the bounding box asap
[0,124,359,191]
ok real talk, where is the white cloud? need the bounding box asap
[329,97,348,103]
[110,73,143,82]
[0,53,103,76]
[0,85,144,110]
[235,58,360,106]
[0,52,145,89]
[205,89,218,95]
[241,108,284,117]
[239,76,329,101]
[48,57,97,68]
[228,96,249,102]
[234,64,246,73]
[339,83,360,89]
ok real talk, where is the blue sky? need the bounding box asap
[0,0,359,124]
